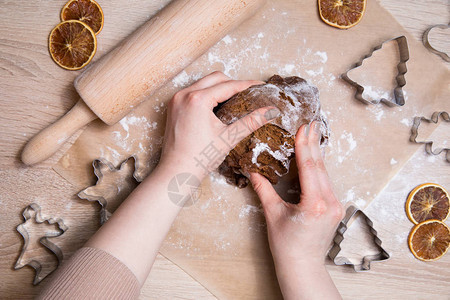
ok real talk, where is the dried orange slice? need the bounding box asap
[49,20,97,71]
[408,220,450,261]
[318,0,366,29]
[406,183,450,224]
[61,0,104,35]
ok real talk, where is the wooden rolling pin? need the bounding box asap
[22,0,266,165]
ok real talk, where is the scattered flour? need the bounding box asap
[239,204,262,219]
[208,52,238,77]
[209,172,229,186]
[314,51,328,63]
[260,50,270,60]
[374,109,384,121]
[305,67,324,77]
[400,118,411,126]
[105,146,121,161]
[205,29,336,91]
[344,188,355,203]
[355,199,366,207]
[343,188,366,207]
[221,35,233,45]
[402,90,409,102]
[337,131,357,163]
[113,116,158,152]
[172,70,190,87]
[426,155,436,162]
[119,116,158,135]
[214,239,231,250]
[395,234,406,244]
[362,86,390,102]
[365,105,385,121]
[348,138,357,152]
[390,158,398,165]
[154,102,165,113]
[282,64,295,74]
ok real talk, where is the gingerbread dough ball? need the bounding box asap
[216,75,328,188]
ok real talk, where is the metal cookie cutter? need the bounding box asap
[410,111,450,163]
[78,157,138,224]
[342,36,409,107]
[328,205,390,272]
[423,24,449,62]
[15,203,68,284]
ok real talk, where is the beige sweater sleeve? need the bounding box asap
[38,247,141,300]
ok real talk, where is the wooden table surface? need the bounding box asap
[0,0,449,299]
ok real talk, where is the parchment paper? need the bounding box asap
[54,0,450,298]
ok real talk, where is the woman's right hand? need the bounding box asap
[249,121,344,300]
[158,71,279,181]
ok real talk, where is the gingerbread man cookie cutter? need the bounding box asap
[15,203,68,284]
[410,111,450,163]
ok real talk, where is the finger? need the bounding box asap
[223,106,280,149]
[308,121,334,198]
[295,124,321,199]
[249,172,282,210]
[191,79,264,108]
[181,71,230,94]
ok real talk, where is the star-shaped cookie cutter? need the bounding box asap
[342,36,409,107]
[78,157,138,224]
[328,205,390,272]
[410,111,450,162]
[15,203,68,284]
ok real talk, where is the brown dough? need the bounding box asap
[216,75,327,188]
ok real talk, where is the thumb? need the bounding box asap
[224,106,280,149]
[249,172,282,210]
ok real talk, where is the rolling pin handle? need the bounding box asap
[21,100,97,165]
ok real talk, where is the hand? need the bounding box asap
[249,121,344,300]
[159,71,281,180]
[82,72,281,284]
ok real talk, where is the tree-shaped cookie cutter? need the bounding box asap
[328,205,390,272]
[342,36,409,107]
[15,203,68,284]
[410,111,450,163]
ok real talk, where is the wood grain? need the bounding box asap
[0,0,448,299]
[77,0,266,124]
[21,99,97,165]
[20,0,266,166]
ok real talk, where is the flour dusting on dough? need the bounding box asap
[251,141,294,170]
[245,80,322,136]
